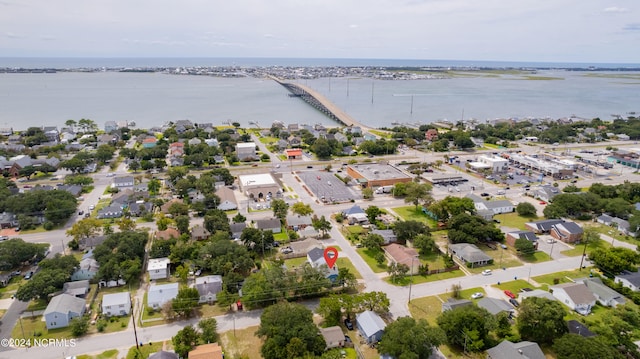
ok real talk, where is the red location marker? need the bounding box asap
[323,247,338,268]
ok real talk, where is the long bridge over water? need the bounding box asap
[270,76,369,130]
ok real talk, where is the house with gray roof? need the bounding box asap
[615,269,640,292]
[356,310,386,344]
[286,215,313,230]
[193,275,223,304]
[506,230,538,248]
[320,326,345,349]
[71,257,100,281]
[441,298,472,312]
[102,292,131,316]
[97,204,124,219]
[44,293,86,329]
[487,340,545,359]
[148,351,178,359]
[147,283,179,309]
[448,243,492,267]
[533,185,561,203]
[580,277,625,307]
[256,218,281,233]
[63,280,90,298]
[525,219,564,234]
[519,289,556,302]
[216,187,238,211]
[307,247,338,281]
[112,175,135,189]
[230,222,246,239]
[478,297,514,315]
[371,229,397,245]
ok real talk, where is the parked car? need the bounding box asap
[482,269,492,276]
[280,246,293,254]
[471,292,484,299]
[504,290,516,299]
[480,193,490,197]
[344,335,352,343]
[0,235,8,241]
[78,210,84,215]
[547,239,556,244]
[89,204,95,210]
[344,317,354,330]
[509,298,520,307]
[539,201,547,205]
[24,271,33,280]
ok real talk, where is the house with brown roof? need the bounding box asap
[425,129,439,141]
[383,243,419,273]
[551,282,596,315]
[190,225,210,241]
[160,198,183,214]
[188,343,223,359]
[216,186,238,211]
[320,326,345,349]
[156,228,180,240]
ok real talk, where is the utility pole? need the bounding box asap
[408,256,418,303]
[579,240,588,271]
[130,294,140,350]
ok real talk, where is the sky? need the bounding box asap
[1,0,640,63]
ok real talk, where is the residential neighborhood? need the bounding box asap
[1,118,640,359]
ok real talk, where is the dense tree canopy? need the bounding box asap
[553,334,623,359]
[447,213,504,244]
[436,305,494,352]
[93,231,147,283]
[257,302,326,359]
[517,297,568,344]
[0,238,46,270]
[589,247,640,276]
[378,317,446,359]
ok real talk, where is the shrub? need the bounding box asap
[43,221,54,230]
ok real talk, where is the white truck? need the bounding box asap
[375,185,394,194]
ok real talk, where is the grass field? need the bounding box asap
[336,258,363,279]
[12,315,73,339]
[386,269,465,286]
[391,206,437,227]
[219,325,264,359]
[356,248,387,273]
[492,279,534,294]
[560,238,611,257]
[409,287,486,325]
[532,269,593,288]
[494,212,538,230]
[125,342,164,359]
[77,349,119,359]
[519,251,552,263]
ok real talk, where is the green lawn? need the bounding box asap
[386,269,465,286]
[560,239,611,257]
[336,258,362,279]
[492,279,535,294]
[126,342,164,359]
[284,257,308,268]
[585,223,637,245]
[494,212,538,230]
[409,287,485,325]
[77,349,119,359]
[519,251,551,263]
[391,206,437,227]
[532,269,593,288]
[273,231,289,242]
[12,315,74,339]
[356,248,387,273]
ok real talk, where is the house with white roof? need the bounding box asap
[147,257,171,280]
[356,310,386,344]
[102,292,131,316]
[147,283,179,309]
[235,142,257,161]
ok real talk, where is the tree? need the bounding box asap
[173,325,200,358]
[362,233,384,250]
[241,227,275,254]
[393,220,429,245]
[413,233,437,254]
[175,215,190,234]
[516,202,537,216]
[517,297,568,344]
[337,267,357,290]
[290,202,313,216]
[403,182,433,210]
[387,262,410,283]
[271,199,288,222]
[365,205,382,224]
[117,217,137,232]
[0,239,46,270]
[317,296,344,327]
[312,215,332,237]
[436,305,494,352]
[65,218,103,244]
[147,178,161,195]
[156,214,172,231]
[310,137,333,159]
[362,187,374,200]
[553,334,623,359]
[378,317,446,359]
[257,302,326,359]
[589,247,640,276]
[172,287,200,318]
[128,160,140,172]
[514,237,536,256]
[70,316,89,337]
[198,318,219,344]
[232,213,246,223]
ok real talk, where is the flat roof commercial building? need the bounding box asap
[346,163,412,188]
[238,173,280,200]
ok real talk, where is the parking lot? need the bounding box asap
[298,170,360,203]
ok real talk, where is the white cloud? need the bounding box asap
[603,7,629,13]
[5,31,24,39]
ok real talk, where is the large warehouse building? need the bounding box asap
[346,163,412,188]
[238,173,280,200]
